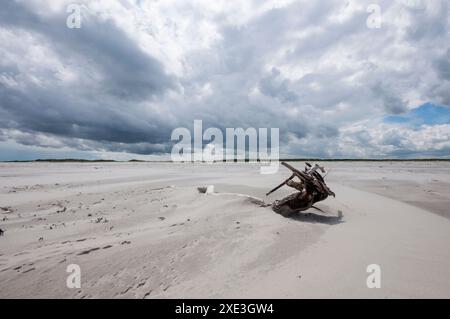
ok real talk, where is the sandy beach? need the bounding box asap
[1,161,450,298]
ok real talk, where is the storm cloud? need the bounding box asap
[0,0,449,160]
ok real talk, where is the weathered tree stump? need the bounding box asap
[268,162,335,216]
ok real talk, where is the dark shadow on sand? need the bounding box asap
[282,210,344,225]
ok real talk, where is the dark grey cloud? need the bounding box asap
[0,0,177,154]
[434,48,450,81]
[0,1,175,100]
[259,68,298,103]
[371,83,408,115]
[0,83,173,144]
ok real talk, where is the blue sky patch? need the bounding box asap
[384,103,450,127]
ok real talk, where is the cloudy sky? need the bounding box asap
[0,0,449,160]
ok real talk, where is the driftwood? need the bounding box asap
[268,162,335,216]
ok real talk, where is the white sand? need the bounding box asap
[0,161,449,298]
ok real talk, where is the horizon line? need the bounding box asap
[2,158,450,163]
